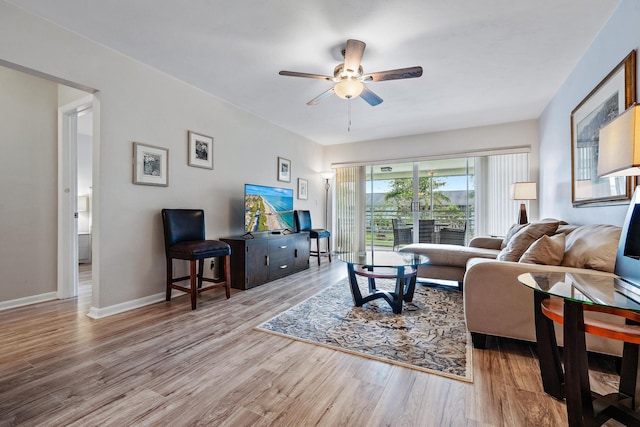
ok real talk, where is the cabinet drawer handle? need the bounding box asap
[279,245,288,249]
[265,255,269,266]
[279,264,288,269]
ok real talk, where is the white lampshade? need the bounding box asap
[334,79,364,99]
[320,171,335,180]
[511,182,537,200]
[598,104,640,178]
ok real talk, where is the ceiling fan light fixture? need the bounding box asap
[334,79,364,99]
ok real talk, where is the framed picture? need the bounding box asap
[571,50,636,206]
[298,178,308,200]
[278,157,291,182]
[133,142,169,186]
[188,131,213,169]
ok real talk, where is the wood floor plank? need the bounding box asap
[0,261,624,426]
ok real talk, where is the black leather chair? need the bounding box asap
[161,209,231,310]
[294,210,331,265]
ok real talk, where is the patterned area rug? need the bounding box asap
[256,278,473,382]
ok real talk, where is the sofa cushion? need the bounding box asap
[497,221,560,262]
[561,224,621,273]
[519,233,566,265]
[500,223,528,249]
[556,223,580,235]
[400,243,499,268]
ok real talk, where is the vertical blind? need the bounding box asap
[334,167,366,254]
[476,152,530,236]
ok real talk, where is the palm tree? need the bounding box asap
[384,175,454,218]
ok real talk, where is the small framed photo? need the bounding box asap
[188,131,214,169]
[278,157,291,182]
[298,178,308,200]
[133,142,168,186]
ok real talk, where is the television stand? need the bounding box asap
[220,232,310,290]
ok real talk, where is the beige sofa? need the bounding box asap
[401,221,624,356]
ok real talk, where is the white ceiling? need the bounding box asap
[7,0,620,145]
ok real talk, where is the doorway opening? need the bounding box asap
[58,92,97,306]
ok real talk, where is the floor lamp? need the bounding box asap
[320,171,335,229]
[511,182,537,225]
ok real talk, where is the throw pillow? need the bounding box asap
[561,224,621,273]
[500,223,528,249]
[556,224,580,235]
[519,233,566,265]
[497,221,560,262]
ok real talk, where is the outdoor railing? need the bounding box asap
[366,208,475,248]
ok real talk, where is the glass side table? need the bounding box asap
[519,271,640,426]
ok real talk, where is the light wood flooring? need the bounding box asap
[0,262,624,426]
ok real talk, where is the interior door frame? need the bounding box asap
[58,95,93,299]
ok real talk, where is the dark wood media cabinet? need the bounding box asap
[220,232,310,290]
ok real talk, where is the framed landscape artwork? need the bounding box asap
[298,178,308,200]
[570,50,636,206]
[133,142,169,186]
[188,131,214,169]
[278,157,291,182]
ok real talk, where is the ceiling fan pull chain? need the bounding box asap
[348,99,352,132]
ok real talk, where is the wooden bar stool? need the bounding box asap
[162,209,231,310]
[294,210,331,265]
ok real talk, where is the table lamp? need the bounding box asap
[511,182,537,224]
[598,104,640,288]
[598,104,640,178]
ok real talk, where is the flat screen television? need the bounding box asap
[244,184,294,233]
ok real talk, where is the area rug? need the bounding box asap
[255,277,473,382]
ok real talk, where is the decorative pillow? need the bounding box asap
[519,233,566,265]
[501,223,528,249]
[540,218,568,225]
[497,221,560,262]
[556,224,580,235]
[561,224,621,273]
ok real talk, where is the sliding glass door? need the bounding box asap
[335,151,528,254]
[362,158,474,251]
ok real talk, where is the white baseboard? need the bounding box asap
[86,290,186,319]
[0,290,187,319]
[0,292,58,311]
[87,292,165,319]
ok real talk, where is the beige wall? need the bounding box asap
[539,0,634,226]
[324,119,540,220]
[325,120,539,167]
[0,66,58,301]
[0,3,324,312]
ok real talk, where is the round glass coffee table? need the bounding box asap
[337,251,429,314]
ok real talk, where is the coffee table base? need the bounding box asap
[346,262,417,314]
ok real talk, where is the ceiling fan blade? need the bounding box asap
[363,66,423,82]
[343,39,366,74]
[360,86,383,106]
[279,71,332,81]
[307,87,335,105]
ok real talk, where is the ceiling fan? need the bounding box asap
[279,39,423,106]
